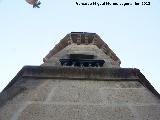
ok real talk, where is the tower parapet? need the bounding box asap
[43,32,121,68]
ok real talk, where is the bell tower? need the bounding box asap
[43,32,121,67]
[0,32,159,120]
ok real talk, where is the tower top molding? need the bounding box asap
[43,32,121,64]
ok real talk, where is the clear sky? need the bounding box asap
[0,0,160,93]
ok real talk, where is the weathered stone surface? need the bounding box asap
[0,75,160,120]
[0,102,21,120]
[7,79,54,104]
[85,105,135,120]
[18,104,86,120]
[49,80,143,89]
[51,87,103,103]
[14,78,43,88]
[133,105,160,120]
[18,104,136,120]
[101,88,160,104]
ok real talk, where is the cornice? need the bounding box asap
[43,32,121,64]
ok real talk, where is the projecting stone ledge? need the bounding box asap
[2,66,160,100]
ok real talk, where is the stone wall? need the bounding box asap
[0,78,160,120]
[42,44,120,68]
[0,66,160,120]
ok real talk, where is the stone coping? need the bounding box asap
[23,66,138,80]
[0,66,159,105]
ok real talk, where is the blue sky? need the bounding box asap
[0,0,160,92]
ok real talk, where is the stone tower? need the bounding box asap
[0,32,160,120]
